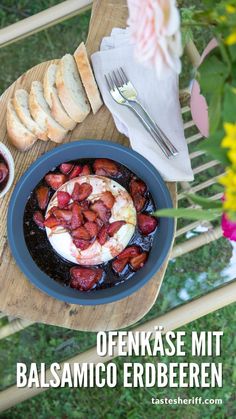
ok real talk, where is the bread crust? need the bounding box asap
[74,42,103,114]
[7,100,37,151]
[44,64,76,130]
[13,89,48,141]
[29,81,67,143]
[56,54,90,123]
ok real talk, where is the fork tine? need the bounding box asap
[105,74,112,91]
[120,67,129,83]
[117,68,125,86]
[108,72,115,90]
[112,70,121,88]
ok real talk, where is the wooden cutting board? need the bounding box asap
[0,0,176,331]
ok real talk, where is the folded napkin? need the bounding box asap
[91,28,194,182]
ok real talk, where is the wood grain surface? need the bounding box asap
[0,0,176,331]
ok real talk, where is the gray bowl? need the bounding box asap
[7,140,174,305]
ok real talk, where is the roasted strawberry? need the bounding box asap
[57,191,71,208]
[133,194,146,212]
[112,257,129,273]
[117,245,141,260]
[59,163,74,174]
[36,185,50,210]
[100,191,115,209]
[70,267,103,291]
[79,200,90,210]
[80,164,91,175]
[93,158,120,177]
[53,208,72,224]
[71,202,83,230]
[73,239,92,251]
[33,211,45,229]
[95,217,104,230]
[84,222,98,239]
[0,162,8,183]
[72,182,92,201]
[83,209,97,222]
[137,213,158,235]
[69,165,82,179]
[97,224,109,245]
[108,220,126,236]
[44,215,61,228]
[130,252,148,270]
[45,173,67,190]
[129,178,147,196]
[72,226,91,240]
[91,200,111,223]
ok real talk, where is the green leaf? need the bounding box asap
[187,193,223,209]
[223,84,236,123]
[228,44,236,62]
[152,208,222,221]
[208,89,222,134]
[198,54,229,100]
[196,130,230,166]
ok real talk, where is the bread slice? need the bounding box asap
[13,89,48,141]
[74,42,103,114]
[44,64,76,130]
[29,81,67,143]
[56,54,90,123]
[7,100,37,151]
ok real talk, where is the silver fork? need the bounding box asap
[113,67,179,156]
[105,73,173,158]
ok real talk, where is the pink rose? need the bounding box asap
[221,213,236,241]
[127,0,182,78]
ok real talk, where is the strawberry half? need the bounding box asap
[130,252,148,270]
[80,164,91,175]
[129,178,147,196]
[97,224,109,245]
[91,200,111,223]
[45,173,67,190]
[53,208,72,224]
[72,226,91,240]
[112,257,129,273]
[69,165,82,179]
[72,182,92,201]
[83,209,97,222]
[93,158,120,177]
[84,222,98,239]
[70,267,103,291]
[44,215,61,228]
[33,211,45,229]
[117,245,141,260]
[100,191,115,209]
[108,220,126,237]
[36,185,50,210]
[59,163,74,174]
[133,194,146,212]
[73,239,92,251]
[137,213,158,235]
[57,191,71,209]
[71,202,83,230]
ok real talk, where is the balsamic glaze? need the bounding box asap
[23,159,157,291]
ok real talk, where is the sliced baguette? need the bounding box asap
[29,81,67,143]
[7,99,37,151]
[13,89,48,141]
[56,54,90,123]
[74,42,103,114]
[44,64,76,130]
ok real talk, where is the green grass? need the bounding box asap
[0,1,235,418]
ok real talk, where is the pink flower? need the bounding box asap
[221,213,236,241]
[127,0,182,78]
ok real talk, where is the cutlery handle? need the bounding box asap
[125,103,172,158]
[133,100,179,156]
